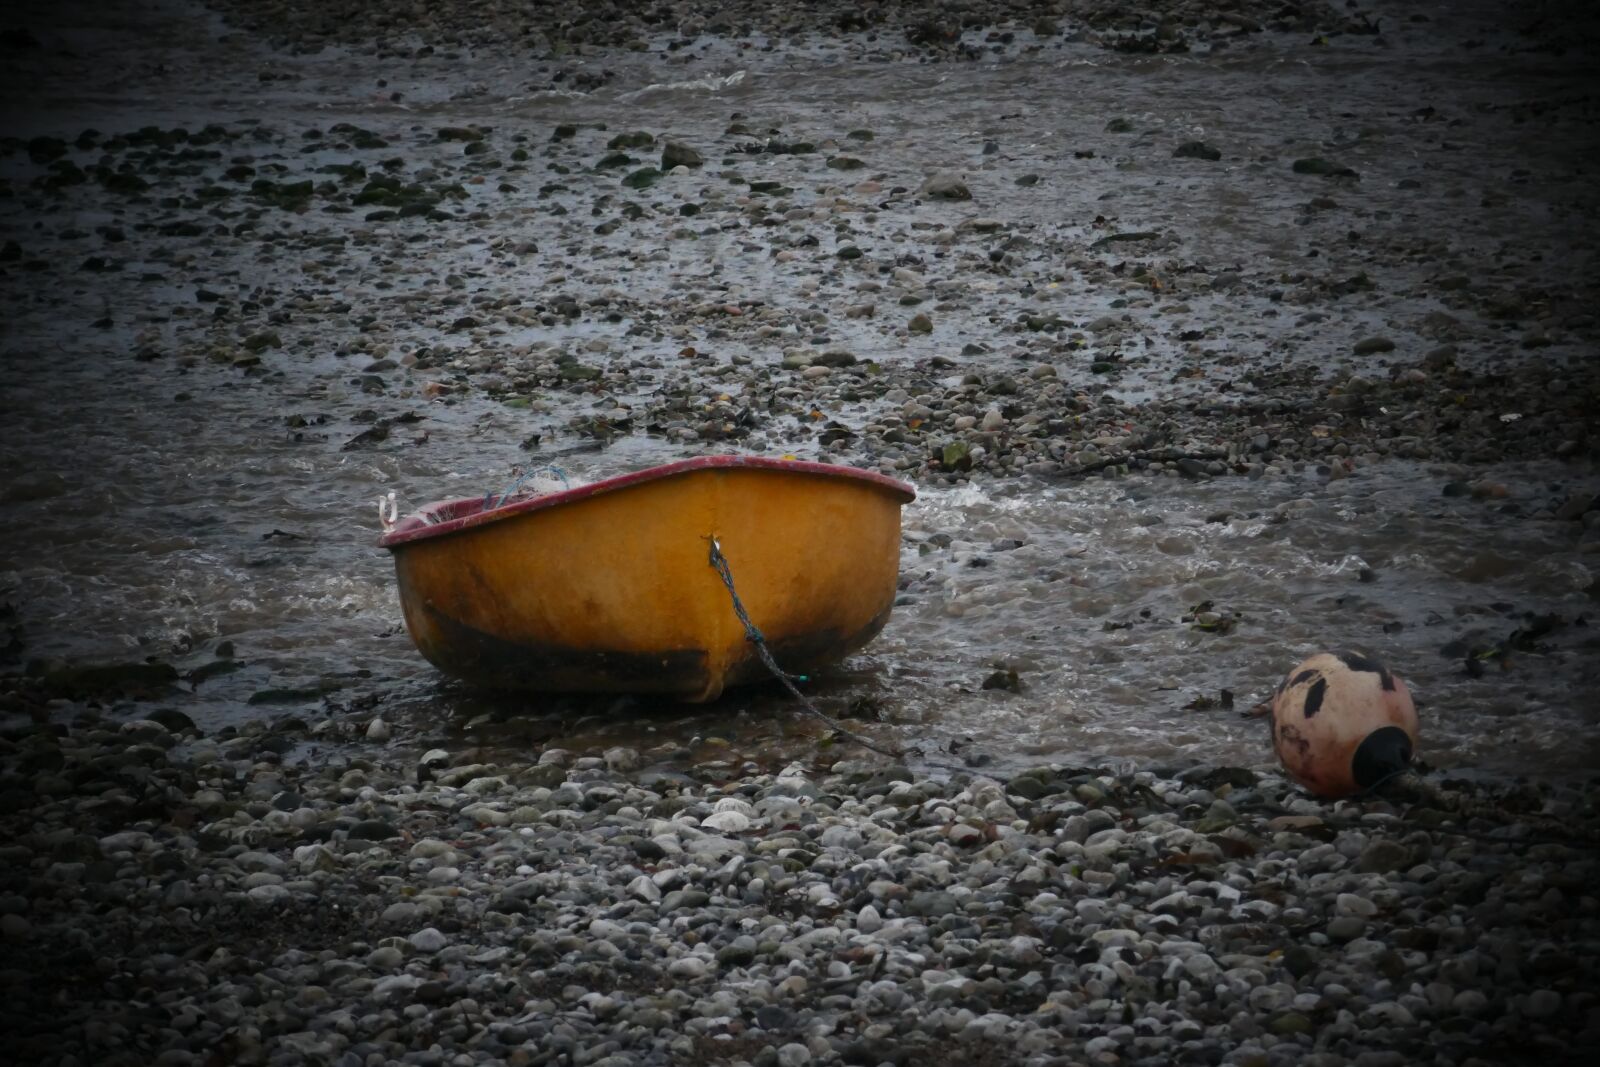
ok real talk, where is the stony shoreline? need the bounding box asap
[197,0,1384,59]
[2,709,1598,1067]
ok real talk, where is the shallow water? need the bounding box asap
[2,0,1596,778]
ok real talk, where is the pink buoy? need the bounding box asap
[1270,651,1419,799]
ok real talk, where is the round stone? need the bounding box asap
[409,927,448,954]
[777,1043,812,1067]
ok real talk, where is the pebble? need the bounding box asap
[1355,839,1410,873]
[1524,989,1562,1018]
[409,927,448,953]
[10,719,1550,1067]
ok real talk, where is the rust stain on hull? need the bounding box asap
[418,600,894,702]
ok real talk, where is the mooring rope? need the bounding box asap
[704,537,1600,840]
[705,535,917,763]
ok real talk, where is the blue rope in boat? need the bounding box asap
[484,465,570,511]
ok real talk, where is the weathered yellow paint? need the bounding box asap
[384,459,913,701]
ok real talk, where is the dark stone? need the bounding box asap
[1355,839,1411,874]
[660,142,703,169]
[981,669,1021,692]
[907,890,959,918]
[1173,141,1222,161]
[754,1004,793,1030]
[1292,157,1359,179]
[42,661,179,699]
[145,708,198,734]
[607,131,654,150]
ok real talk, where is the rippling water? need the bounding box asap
[2,0,1595,778]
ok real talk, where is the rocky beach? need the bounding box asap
[2,0,1598,1063]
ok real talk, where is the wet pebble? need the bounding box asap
[2,718,1596,1066]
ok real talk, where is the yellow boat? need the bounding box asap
[379,456,916,701]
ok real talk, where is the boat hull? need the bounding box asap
[380,457,914,701]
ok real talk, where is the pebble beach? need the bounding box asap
[4,709,1599,1067]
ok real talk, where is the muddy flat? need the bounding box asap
[2,0,1597,776]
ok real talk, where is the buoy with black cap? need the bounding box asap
[1269,650,1419,799]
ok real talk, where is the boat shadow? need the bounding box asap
[407,659,905,770]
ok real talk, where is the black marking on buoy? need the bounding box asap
[1335,649,1395,691]
[1303,677,1328,718]
[1278,721,1311,760]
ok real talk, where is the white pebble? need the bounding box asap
[667,956,708,979]
[701,810,751,833]
[1334,892,1378,917]
[409,927,447,954]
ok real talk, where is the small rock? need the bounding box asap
[701,810,751,833]
[1327,916,1366,941]
[667,956,709,979]
[246,884,290,906]
[920,172,971,200]
[661,142,703,169]
[1524,989,1562,1018]
[1355,839,1410,874]
[1293,157,1360,178]
[409,927,447,954]
[1335,893,1378,917]
[348,819,401,841]
[367,945,404,970]
[1173,141,1221,161]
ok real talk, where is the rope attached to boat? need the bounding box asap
[484,465,571,511]
[707,535,913,765]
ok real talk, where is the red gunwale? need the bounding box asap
[378,455,917,549]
